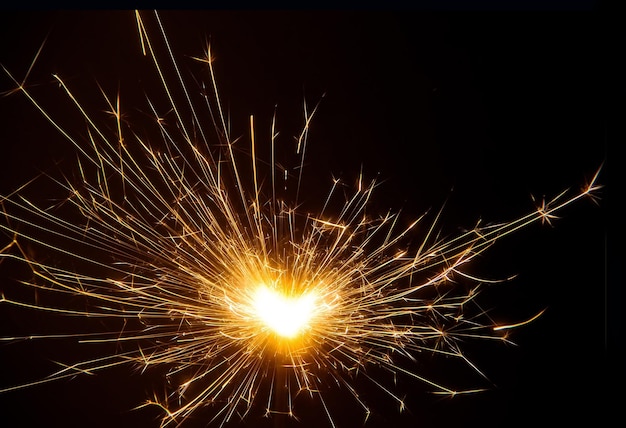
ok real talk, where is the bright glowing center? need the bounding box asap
[253,285,317,338]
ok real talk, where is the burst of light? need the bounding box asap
[253,285,318,338]
[0,10,602,428]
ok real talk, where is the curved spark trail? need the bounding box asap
[0,11,602,428]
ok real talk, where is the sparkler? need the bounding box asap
[0,11,602,428]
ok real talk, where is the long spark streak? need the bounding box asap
[1,11,601,428]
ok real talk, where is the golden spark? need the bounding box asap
[0,10,602,428]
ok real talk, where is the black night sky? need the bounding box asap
[0,9,621,428]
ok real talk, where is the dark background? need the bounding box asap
[0,9,620,428]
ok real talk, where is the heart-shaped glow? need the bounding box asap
[253,285,317,338]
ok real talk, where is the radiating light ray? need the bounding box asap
[0,10,601,428]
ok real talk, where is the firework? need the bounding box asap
[1,11,603,428]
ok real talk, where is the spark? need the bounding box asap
[0,11,601,428]
[493,309,547,331]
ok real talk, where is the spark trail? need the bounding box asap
[0,11,601,428]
